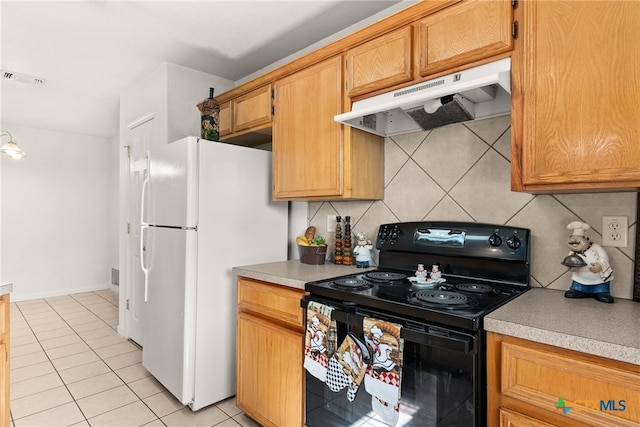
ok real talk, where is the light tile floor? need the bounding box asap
[9,289,260,427]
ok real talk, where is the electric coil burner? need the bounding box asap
[304,221,531,427]
[364,271,408,284]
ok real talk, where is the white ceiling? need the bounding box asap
[1,0,410,138]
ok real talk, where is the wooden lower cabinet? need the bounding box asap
[488,332,640,427]
[236,277,305,427]
[1,294,10,427]
[499,408,556,427]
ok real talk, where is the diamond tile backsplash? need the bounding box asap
[309,116,637,299]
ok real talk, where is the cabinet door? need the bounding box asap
[232,84,272,133]
[417,0,513,77]
[237,311,303,427]
[346,26,412,98]
[219,101,232,137]
[512,1,640,191]
[273,56,343,199]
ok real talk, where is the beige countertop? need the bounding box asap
[1,283,13,296]
[233,262,640,365]
[485,287,640,365]
[232,260,375,290]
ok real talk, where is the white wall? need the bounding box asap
[1,125,114,301]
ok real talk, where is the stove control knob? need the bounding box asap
[488,232,502,247]
[506,234,521,250]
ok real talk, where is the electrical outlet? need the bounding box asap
[327,215,337,233]
[602,216,628,247]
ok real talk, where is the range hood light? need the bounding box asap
[423,98,443,114]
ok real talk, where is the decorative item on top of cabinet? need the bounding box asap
[198,88,220,142]
[487,332,640,427]
[236,277,305,427]
[511,1,640,192]
[416,0,514,77]
[272,55,384,201]
[346,25,413,98]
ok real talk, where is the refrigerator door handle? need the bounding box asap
[140,225,150,302]
[140,151,150,228]
[140,151,151,302]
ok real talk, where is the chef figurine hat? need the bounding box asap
[567,221,591,236]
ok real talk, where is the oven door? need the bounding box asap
[303,296,478,427]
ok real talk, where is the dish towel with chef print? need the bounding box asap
[304,301,336,382]
[363,317,404,426]
[325,333,370,401]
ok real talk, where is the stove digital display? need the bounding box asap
[414,227,465,247]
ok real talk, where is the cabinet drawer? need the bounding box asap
[237,277,304,330]
[501,341,640,426]
[499,408,556,427]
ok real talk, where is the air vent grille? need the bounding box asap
[1,69,46,85]
[362,114,377,131]
[394,79,445,98]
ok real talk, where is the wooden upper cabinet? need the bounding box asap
[273,56,344,199]
[232,84,272,133]
[217,84,273,146]
[511,1,640,191]
[218,101,232,137]
[272,56,384,201]
[417,0,513,77]
[346,25,413,98]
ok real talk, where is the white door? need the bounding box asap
[126,114,155,345]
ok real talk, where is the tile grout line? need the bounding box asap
[11,291,171,426]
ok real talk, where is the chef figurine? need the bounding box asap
[415,264,428,281]
[563,221,614,303]
[353,232,374,268]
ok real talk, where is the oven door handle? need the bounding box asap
[302,298,475,354]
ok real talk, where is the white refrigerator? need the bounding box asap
[140,136,288,410]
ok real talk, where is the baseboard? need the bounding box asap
[11,283,113,302]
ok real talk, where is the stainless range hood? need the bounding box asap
[335,58,511,137]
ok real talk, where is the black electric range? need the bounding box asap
[305,221,532,332]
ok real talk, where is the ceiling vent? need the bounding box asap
[1,69,46,85]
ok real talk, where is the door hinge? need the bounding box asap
[271,88,275,99]
[126,299,130,310]
[124,145,131,158]
[511,0,518,8]
[512,21,519,39]
[127,223,131,234]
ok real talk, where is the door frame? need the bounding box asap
[118,112,155,339]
